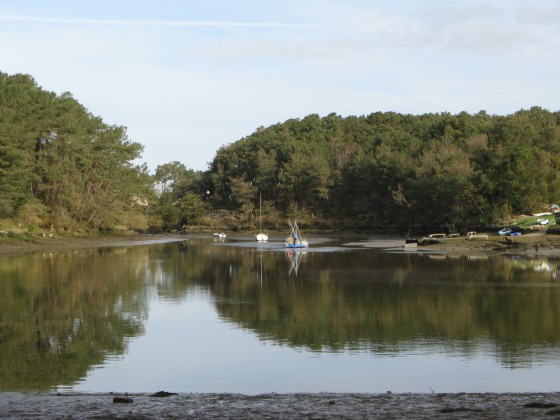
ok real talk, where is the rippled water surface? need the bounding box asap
[1,235,560,393]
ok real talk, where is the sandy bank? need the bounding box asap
[3,231,560,257]
[415,231,560,257]
[0,234,187,255]
[1,392,560,419]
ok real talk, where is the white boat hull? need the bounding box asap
[256,233,268,242]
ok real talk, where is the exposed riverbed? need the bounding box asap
[2,392,560,419]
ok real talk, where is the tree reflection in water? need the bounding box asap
[0,246,151,390]
[2,238,560,391]
[207,242,560,365]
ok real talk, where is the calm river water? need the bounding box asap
[1,235,560,394]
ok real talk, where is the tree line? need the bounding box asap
[2,72,560,234]
[202,108,560,232]
[0,72,154,233]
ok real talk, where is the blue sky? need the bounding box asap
[1,1,559,171]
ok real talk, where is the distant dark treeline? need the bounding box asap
[204,108,560,231]
[2,72,560,233]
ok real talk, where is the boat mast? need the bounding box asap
[259,193,262,232]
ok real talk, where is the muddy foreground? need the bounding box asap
[1,392,560,419]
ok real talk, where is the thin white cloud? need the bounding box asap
[0,15,330,30]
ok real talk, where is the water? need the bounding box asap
[1,235,560,394]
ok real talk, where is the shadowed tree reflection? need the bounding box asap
[2,239,560,391]
[0,247,152,390]
[195,245,560,367]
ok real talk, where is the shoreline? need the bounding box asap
[409,231,560,257]
[2,230,560,257]
[1,391,560,419]
[0,233,188,255]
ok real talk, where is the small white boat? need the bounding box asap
[255,193,268,242]
[213,232,226,238]
[256,233,268,241]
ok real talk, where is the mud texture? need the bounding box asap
[2,231,560,257]
[0,234,186,255]
[2,392,560,419]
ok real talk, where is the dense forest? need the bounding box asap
[0,72,154,233]
[2,72,560,234]
[204,108,560,232]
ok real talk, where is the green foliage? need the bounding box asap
[176,193,210,225]
[154,162,207,230]
[154,161,187,193]
[511,214,555,228]
[207,107,560,230]
[4,70,560,232]
[0,72,154,232]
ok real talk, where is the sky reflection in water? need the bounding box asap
[71,237,560,394]
[2,236,560,393]
[71,288,560,394]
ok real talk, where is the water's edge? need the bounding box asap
[1,392,559,419]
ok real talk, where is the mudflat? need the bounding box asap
[1,392,560,419]
[2,231,560,256]
[411,231,560,256]
[0,233,187,255]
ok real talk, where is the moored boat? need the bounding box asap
[255,193,268,242]
[256,232,268,242]
[285,219,308,248]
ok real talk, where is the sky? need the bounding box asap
[1,1,559,171]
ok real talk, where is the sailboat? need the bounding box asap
[285,219,308,248]
[255,194,268,242]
